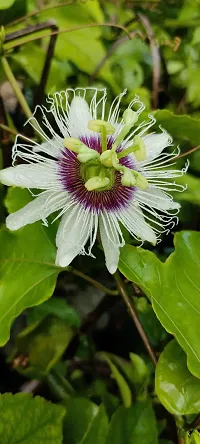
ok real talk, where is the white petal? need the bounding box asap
[142,132,172,162]
[68,96,92,138]
[0,162,61,191]
[6,191,68,231]
[136,186,180,211]
[56,205,93,267]
[32,138,63,158]
[118,203,157,245]
[99,212,124,274]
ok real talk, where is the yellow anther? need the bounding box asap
[85,176,110,191]
[123,109,138,126]
[100,150,119,168]
[87,120,115,134]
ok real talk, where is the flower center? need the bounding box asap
[64,108,149,193]
[80,159,115,192]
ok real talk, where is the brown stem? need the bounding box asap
[138,13,161,110]
[113,270,157,366]
[174,145,200,160]
[69,267,119,296]
[34,23,58,106]
[0,123,35,143]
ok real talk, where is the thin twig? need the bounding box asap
[113,270,157,366]
[69,267,119,296]
[0,123,34,143]
[138,13,161,109]
[89,30,144,83]
[6,0,77,28]
[174,145,200,160]
[4,23,133,51]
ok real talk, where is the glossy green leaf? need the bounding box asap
[80,405,108,444]
[12,315,74,378]
[106,401,158,444]
[27,297,80,327]
[0,393,65,443]
[119,231,200,378]
[63,398,99,444]
[0,0,15,9]
[154,110,200,146]
[0,188,60,345]
[99,352,132,407]
[156,340,200,415]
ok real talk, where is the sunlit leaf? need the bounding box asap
[156,340,200,415]
[0,393,65,443]
[0,0,15,10]
[0,188,60,345]
[119,231,200,378]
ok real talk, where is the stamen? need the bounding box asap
[85,176,110,191]
[121,167,136,187]
[64,137,86,153]
[100,150,119,168]
[88,119,115,153]
[134,171,149,190]
[112,109,138,152]
[64,137,99,163]
[117,135,146,162]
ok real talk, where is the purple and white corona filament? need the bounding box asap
[0,88,188,273]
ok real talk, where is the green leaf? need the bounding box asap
[99,352,132,407]
[11,44,71,93]
[80,405,108,444]
[0,0,15,9]
[119,231,200,378]
[174,173,200,205]
[27,297,80,327]
[156,340,200,415]
[63,398,99,444]
[154,110,200,146]
[11,315,74,378]
[0,393,65,443]
[37,2,119,91]
[0,187,60,346]
[106,401,158,444]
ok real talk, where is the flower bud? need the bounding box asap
[123,109,138,126]
[85,176,110,191]
[88,119,115,134]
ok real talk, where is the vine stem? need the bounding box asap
[113,270,157,366]
[1,56,32,121]
[69,267,119,296]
